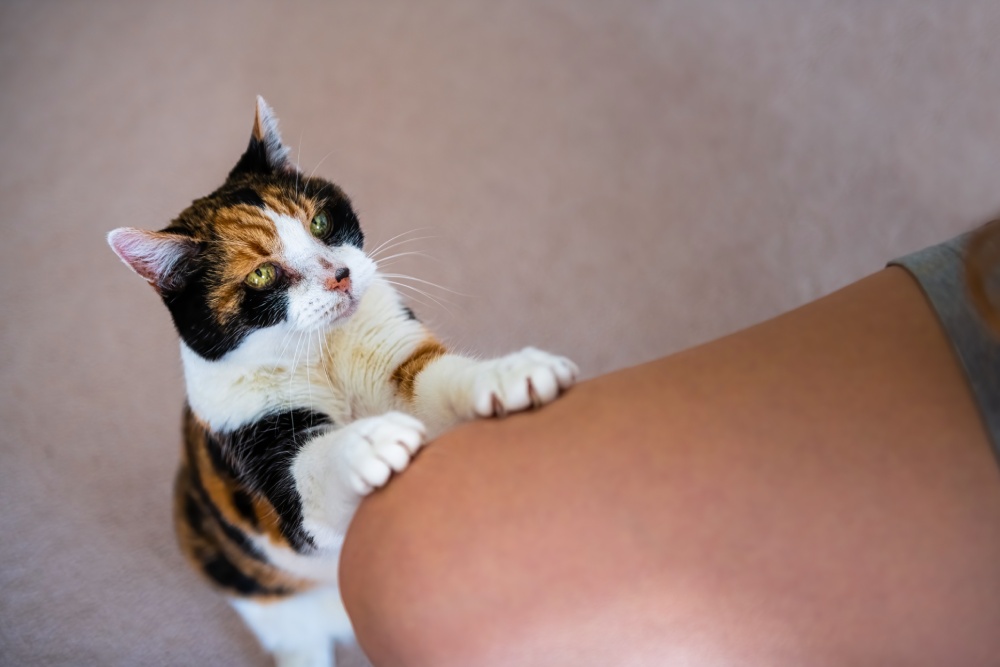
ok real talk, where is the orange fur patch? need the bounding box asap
[175,408,314,599]
[391,340,447,400]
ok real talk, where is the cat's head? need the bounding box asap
[108,97,375,361]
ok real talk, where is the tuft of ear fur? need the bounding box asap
[229,96,298,178]
[107,227,199,292]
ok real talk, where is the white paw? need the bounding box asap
[337,412,426,495]
[473,347,578,418]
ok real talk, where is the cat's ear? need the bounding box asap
[228,96,298,179]
[107,227,199,292]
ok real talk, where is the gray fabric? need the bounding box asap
[891,236,1000,461]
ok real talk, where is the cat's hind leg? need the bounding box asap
[231,586,352,667]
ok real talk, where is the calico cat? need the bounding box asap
[107,97,577,667]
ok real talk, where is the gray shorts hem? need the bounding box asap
[889,233,1000,462]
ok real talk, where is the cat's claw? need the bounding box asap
[473,347,578,418]
[339,412,426,495]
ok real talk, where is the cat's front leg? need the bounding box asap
[292,412,426,548]
[410,347,578,433]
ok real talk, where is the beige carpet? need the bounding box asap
[3,1,1000,665]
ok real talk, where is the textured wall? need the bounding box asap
[3,1,1000,665]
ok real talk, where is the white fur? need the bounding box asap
[231,586,352,667]
[255,96,295,172]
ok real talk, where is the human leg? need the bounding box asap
[340,267,1000,666]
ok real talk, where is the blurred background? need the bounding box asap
[3,1,1000,665]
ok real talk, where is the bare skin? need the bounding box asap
[340,267,1000,667]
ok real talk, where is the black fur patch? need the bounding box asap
[239,282,290,333]
[210,409,333,552]
[184,493,205,531]
[220,186,265,209]
[301,180,364,250]
[232,489,259,529]
[184,458,268,564]
[229,137,274,180]
[203,554,287,596]
[163,266,252,360]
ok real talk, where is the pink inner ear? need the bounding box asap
[107,227,193,286]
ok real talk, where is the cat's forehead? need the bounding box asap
[181,178,331,251]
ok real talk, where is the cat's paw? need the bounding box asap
[472,347,578,418]
[337,412,426,495]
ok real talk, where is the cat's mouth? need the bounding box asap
[312,293,358,330]
[334,296,359,322]
[290,261,372,332]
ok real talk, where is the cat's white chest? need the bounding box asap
[180,279,421,431]
[181,335,345,432]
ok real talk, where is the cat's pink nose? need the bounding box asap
[325,267,351,293]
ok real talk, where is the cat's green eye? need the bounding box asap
[245,262,278,290]
[310,212,330,238]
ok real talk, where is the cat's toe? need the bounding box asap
[343,412,427,495]
[473,348,578,417]
[348,456,392,495]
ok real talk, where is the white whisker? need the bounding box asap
[269,328,299,374]
[380,272,471,297]
[307,149,337,182]
[367,228,433,258]
[372,250,440,265]
[384,280,459,316]
[286,331,308,432]
[305,332,314,409]
[368,234,437,255]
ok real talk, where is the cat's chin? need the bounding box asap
[304,297,359,333]
[328,299,359,328]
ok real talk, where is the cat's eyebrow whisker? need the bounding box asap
[380,273,471,298]
[307,149,337,182]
